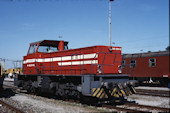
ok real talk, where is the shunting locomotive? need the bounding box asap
[14,40,136,104]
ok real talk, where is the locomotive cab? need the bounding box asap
[27,40,69,54]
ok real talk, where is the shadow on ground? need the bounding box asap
[0,88,16,98]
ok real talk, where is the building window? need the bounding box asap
[149,58,156,67]
[130,60,136,68]
[121,60,126,67]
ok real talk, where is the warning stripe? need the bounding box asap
[127,87,132,95]
[124,88,130,96]
[131,87,136,94]
[100,92,105,99]
[97,88,104,98]
[125,89,129,96]
[93,88,100,96]
[93,88,96,93]
[92,87,133,99]
[121,90,126,96]
[125,87,132,96]
[111,88,116,96]
[113,93,119,98]
[93,88,106,98]
[92,88,106,99]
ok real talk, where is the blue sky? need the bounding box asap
[0,0,169,68]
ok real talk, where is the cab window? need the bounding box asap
[64,45,68,50]
[28,44,38,54]
[38,46,58,53]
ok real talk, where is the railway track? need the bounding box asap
[135,89,170,97]
[124,103,170,112]
[65,98,170,112]
[0,100,24,113]
[2,82,170,113]
[66,99,170,112]
[102,104,146,112]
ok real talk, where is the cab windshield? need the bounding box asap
[28,44,38,54]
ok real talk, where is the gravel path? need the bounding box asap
[127,94,170,108]
[1,93,169,113]
[0,93,111,113]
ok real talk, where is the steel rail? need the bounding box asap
[136,89,169,94]
[136,92,169,97]
[102,104,148,112]
[125,103,170,112]
[0,109,5,113]
[65,99,147,112]
[0,100,24,113]
[135,89,170,97]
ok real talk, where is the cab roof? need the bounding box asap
[30,40,69,47]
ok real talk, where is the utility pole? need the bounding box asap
[109,0,114,46]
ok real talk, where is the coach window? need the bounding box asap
[149,58,156,67]
[130,60,136,68]
[121,60,126,67]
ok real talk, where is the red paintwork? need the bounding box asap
[23,40,122,75]
[58,41,64,51]
[122,52,170,78]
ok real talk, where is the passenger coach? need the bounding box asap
[122,51,169,85]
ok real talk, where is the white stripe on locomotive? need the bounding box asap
[23,53,98,65]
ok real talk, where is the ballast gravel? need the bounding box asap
[0,93,111,113]
[0,86,169,113]
[127,94,170,108]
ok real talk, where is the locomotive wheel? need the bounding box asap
[17,80,23,87]
[23,80,32,93]
[58,88,67,100]
[34,88,40,95]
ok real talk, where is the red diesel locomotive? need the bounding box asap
[15,40,136,103]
